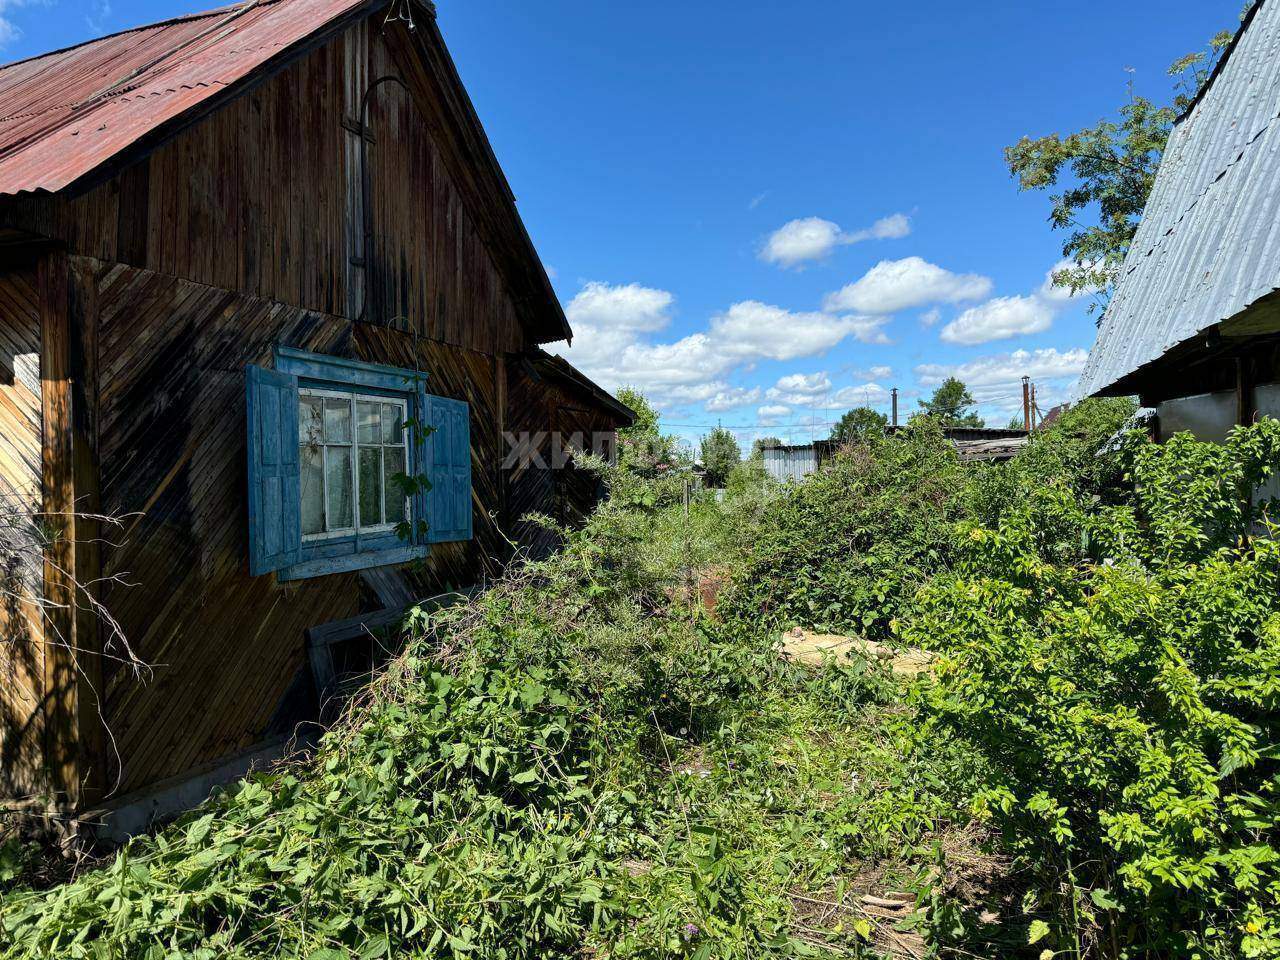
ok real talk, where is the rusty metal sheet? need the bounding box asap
[1079,0,1280,396]
[0,0,374,196]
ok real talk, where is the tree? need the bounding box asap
[614,387,677,473]
[917,378,984,428]
[1005,28,1233,308]
[830,407,888,445]
[615,386,660,445]
[700,427,741,487]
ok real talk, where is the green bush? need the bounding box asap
[912,420,1280,959]
[721,420,968,640]
[966,397,1137,533]
[0,489,780,958]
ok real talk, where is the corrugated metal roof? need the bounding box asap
[0,0,373,196]
[1078,0,1280,397]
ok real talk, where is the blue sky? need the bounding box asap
[0,0,1240,447]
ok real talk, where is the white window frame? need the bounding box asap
[299,386,410,542]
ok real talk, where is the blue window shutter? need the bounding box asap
[246,364,302,575]
[422,393,472,543]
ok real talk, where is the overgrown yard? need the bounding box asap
[3,401,1279,959]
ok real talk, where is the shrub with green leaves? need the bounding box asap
[912,420,1280,959]
[721,420,967,639]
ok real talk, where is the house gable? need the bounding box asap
[0,0,569,348]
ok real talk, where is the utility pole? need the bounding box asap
[891,387,899,427]
[1021,376,1031,434]
[1029,383,1038,431]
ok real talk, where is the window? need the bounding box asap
[246,347,473,581]
[299,389,409,539]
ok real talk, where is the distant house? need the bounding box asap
[761,441,831,483]
[761,426,1027,482]
[1077,0,1280,442]
[0,0,630,832]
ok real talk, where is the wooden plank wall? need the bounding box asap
[505,362,620,559]
[0,264,46,802]
[86,258,513,794]
[0,25,529,358]
[353,324,508,590]
[0,14,595,800]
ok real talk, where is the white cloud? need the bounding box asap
[919,308,941,327]
[0,0,45,46]
[914,348,1089,403]
[851,213,913,243]
[757,404,792,426]
[863,365,893,380]
[824,257,992,314]
[705,385,763,412]
[0,0,24,46]
[940,295,1055,345]
[566,280,673,333]
[561,281,678,371]
[826,383,891,408]
[766,376,890,409]
[760,213,911,268]
[710,300,888,358]
[86,0,110,32]
[749,191,769,210]
[761,218,842,268]
[559,283,884,413]
[772,371,832,397]
[1038,259,1103,303]
[933,259,1103,347]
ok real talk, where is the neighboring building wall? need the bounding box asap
[1255,384,1280,508]
[0,261,45,802]
[1154,383,1280,511]
[762,446,818,483]
[1155,391,1238,443]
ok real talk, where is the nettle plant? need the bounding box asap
[913,420,1280,959]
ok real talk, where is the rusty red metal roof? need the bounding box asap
[0,0,375,196]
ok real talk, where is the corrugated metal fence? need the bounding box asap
[762,445,820,482]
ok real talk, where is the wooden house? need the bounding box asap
[0,0,631,831]
[1077,0,1280,442]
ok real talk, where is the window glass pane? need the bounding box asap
[300,396,323,445]
[384,447,406,525]
[324,398,351,443]
[382,403,403,444]
[300,443,324,535]
[358,446,382,528]
[326,445,354,530]
[357,400,381,445]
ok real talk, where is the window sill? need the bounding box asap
[278,543,429,582]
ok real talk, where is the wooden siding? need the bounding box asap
[0,24,529,358]
[85,258,512,794]
[352,323,507,590]
[505,359,619,559]
[0,12,616,806]
[0,263,45,802]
